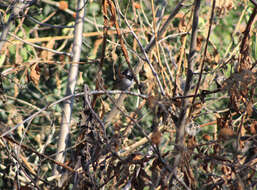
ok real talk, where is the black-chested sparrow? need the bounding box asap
[114,69,133,90]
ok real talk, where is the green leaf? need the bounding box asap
[88,2,100,13]
[8,45,16,55]
[252,34,257,60]
[0,54,6,67]
[20,48,28,61]
[62,22,74,35]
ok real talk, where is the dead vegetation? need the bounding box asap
[0,0,257,189]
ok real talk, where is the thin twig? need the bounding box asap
[2,136,77,173]
[122,14,166,96]
[5,95,51,122]
[239,5,257,68]
[0,89,221,138]
[189,0,216,116]
[84,85,105,134]
[40,0,101,28]
[158,32,189,43]
[0,0,33,51]
[27,16,75,28]
[145,0,186,53]
[8,32,72,56]
[103,0,185,125]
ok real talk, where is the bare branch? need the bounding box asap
[171,0,201,182]
[54,0,85,181]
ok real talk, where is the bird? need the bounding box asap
[114,69,133,91]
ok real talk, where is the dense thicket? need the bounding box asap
[0,0,256,189]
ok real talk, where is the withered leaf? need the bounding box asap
[218,128,235,140]
[30,63,40,86]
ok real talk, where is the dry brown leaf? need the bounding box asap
[236,180,244,190]
[221,165,231,176]
[77,71,84,86]
[151,129,162,145]
[133,2,141,9]
[246,101,253,116]
[55,72,61,95]
[219,128,235,140]
[30,63,40,86]
[59,1,68,10]
[216,0,234,16]
[214,50,220,63]
[92,38,103,58]
[203,134,211,141]
[217,117,229,128]
[222,70,256,91]
[6,104,16,126]
[178,16,186,31]
[144,63,154,80]
[13,77,19,97]
[250,121,257,134]
[99,100,110,119]
[175,12,185,19]
[15,44,23,65]
[111,47,118,63]
[240,125,246,138]
[196,35,204,52]
[14,114,24,138]
[230,91,240,112]
[132,154,143,161]
[40,43,48,61]
[147,96,158,109]
[35,134,42,147]
[192,102,203,117]
[187,136,196,148]
[41,39,55,61]
[202,74,214,90]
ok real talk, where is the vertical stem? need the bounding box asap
[54,0,85,179]
[170,0,201,185]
